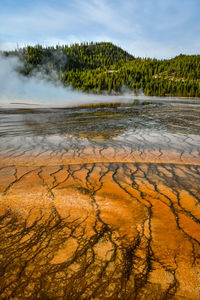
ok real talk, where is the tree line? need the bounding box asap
[3,42,200,97]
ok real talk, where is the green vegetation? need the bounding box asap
[3,42,200,97]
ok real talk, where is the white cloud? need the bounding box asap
[0,0,141,44]
[0,0,199,58]
[75,0,140,37]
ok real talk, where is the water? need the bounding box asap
[0,99,200,299]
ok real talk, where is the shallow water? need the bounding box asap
[0,100,200,299]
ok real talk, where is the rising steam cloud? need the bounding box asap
[0,54,125,107]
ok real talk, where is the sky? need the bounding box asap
[0,0,200,58]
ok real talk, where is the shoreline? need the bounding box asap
[0,95,200,109]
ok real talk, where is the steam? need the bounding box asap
[0,54,127,108]
[0,53,160,108]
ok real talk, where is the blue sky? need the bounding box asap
[0,0,200,58]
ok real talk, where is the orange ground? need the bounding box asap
[0,149,200,299]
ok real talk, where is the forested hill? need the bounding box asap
[3,42,200,97]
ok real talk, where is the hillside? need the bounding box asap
[3,42,200,97]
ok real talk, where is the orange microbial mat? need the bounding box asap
[0,102,199,299]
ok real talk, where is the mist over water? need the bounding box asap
[0,54,95,106]
[0,55,104,107]
[0,54,135,107]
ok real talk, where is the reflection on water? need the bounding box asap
[0,100,200,299]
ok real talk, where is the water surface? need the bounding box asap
[0,99,200,299]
